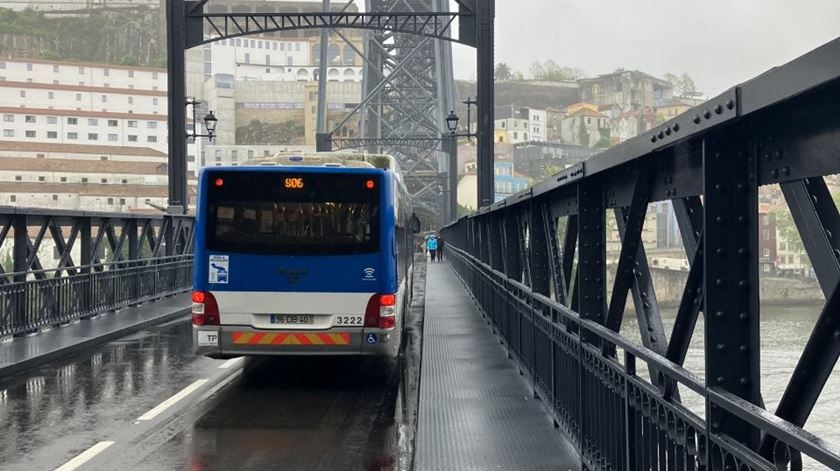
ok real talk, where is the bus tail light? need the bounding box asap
[364,293,397,329]
[192,290,220,326]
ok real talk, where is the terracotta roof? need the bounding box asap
[0,57,166,73]
[0,157,168,175]
[0,182,168,197]
[0,80,166,96]
[0,140,166,157]
[569,108,608,118]
[0,106,167,121]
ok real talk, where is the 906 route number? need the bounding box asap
[335,316,363,326]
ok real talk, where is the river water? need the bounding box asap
[621,303,840,469]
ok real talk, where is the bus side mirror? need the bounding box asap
[411,214,421,234]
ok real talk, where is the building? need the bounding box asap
[494,117,531,144]
[578,70,673,113]
[612,107,657,144]
[200,34,364,83]
[655,96,706,123]
[560,108,611,148]
[759,204,778,274]
[545,107,565,142]
[513,141,598,180]
[457,159,530,210]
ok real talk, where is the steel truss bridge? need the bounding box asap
[441,38,840,470]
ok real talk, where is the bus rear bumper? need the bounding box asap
[193,325,400,357]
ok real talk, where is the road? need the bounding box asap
[0,262,425,471]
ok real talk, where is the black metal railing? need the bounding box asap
[441,38,840,470]
[0,209,194,337]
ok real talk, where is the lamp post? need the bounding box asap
[444,98,478,221]
[186,98,219,142]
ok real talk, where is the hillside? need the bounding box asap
[0,7,166,67]
[454,80,580,117]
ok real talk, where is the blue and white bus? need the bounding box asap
[191,153,416,358]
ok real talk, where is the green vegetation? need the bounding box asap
[530,60,586,81]
[0,7,165,67]
[578,118,590,148]
[664,72,700,97]
[235,120,306,145]
[595,128,611,148]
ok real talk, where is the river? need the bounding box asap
[621,303,840,469]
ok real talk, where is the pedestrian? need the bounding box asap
[437,235,445,261]
[427,236,438,262]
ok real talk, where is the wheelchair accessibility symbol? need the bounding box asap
[366,333,378,345]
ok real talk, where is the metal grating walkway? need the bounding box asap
[415,262,580,471]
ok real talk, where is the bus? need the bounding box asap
[191,152,416,358]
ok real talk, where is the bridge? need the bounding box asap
[1,1,840,470]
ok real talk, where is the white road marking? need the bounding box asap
[137,379,208,421]
[218,357,243,369]
[54,441,114,471]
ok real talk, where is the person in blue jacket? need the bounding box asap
[427,236,438,262]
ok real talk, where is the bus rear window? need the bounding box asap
[206,172,380,255]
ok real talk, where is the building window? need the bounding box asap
[52,195,58,201]
[67,132,78,140]
[763,230,770,240]
[152,98,158,106]
[48,91,54,99]
[67,118,78,125]
[106,119,117,127]
[128,120,137,128]
[244,53,250,63]
[128,97,134,104]
[76,93,82,101]
[147,121,157,129]
[128,135,138,142]
[2,114,12,123]
[14,175,21,181]
[47,131,57,139]
[19,90,25,98]
[128,70,134,78]
[78,66,85,74]
[147,136,157,143]
[88,133,98,140]
[9,196,15,202]
[101,179,108,184]
[38,176,45,182]
[101,95,107,103]
[81,178,88,183]
[119,198,125,205]
[153,72,158,79]
[108,134,118,142]
[3,130,13,137]
[60,177,67,182]
[121,179,127,184]
[103,68,109,77]
[25,130,36,138]
[88,118,98,126]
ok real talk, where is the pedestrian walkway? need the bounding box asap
[415,262,580,470]
[0,294,189,377]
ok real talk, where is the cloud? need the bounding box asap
[452,0,840,97]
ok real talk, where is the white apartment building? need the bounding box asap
[494,118,531,144]
[0,182,168,213]
[203,35,363,83]
[0,81,165,115]
[0,59,166,91]
[522,108,547,142]
[201,144,315,167]
[0,158,168,186]
[0,108,169,152]
[0,140,167,163]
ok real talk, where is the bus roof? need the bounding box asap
[244,152,400,173]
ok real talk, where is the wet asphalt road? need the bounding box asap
[0,262,425,471]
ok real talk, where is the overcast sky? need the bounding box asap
[450,0,840,97]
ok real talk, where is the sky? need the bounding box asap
[450,0,840,97]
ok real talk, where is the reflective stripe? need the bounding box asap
[232,331,350,346]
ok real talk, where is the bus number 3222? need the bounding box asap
[336,316,363,325]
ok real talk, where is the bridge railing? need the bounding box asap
[0,209,194,338]
[442,37,840,471]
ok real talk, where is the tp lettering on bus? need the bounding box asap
[209,255,230,284]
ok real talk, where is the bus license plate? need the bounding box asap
[271,314,314,325]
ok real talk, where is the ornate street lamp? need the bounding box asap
[186,98,219,142]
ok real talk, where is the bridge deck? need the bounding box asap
[416,261,580,470]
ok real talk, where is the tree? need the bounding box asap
[771,206,805,255]
[594,128,611,148]
[578,118,590,148]
[665,72,700,97]
[529,60,586,81]
[494,62,513,81]
[530,61,545,81]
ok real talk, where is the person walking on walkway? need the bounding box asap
[427,236,438,263]
[436,236,445,261]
